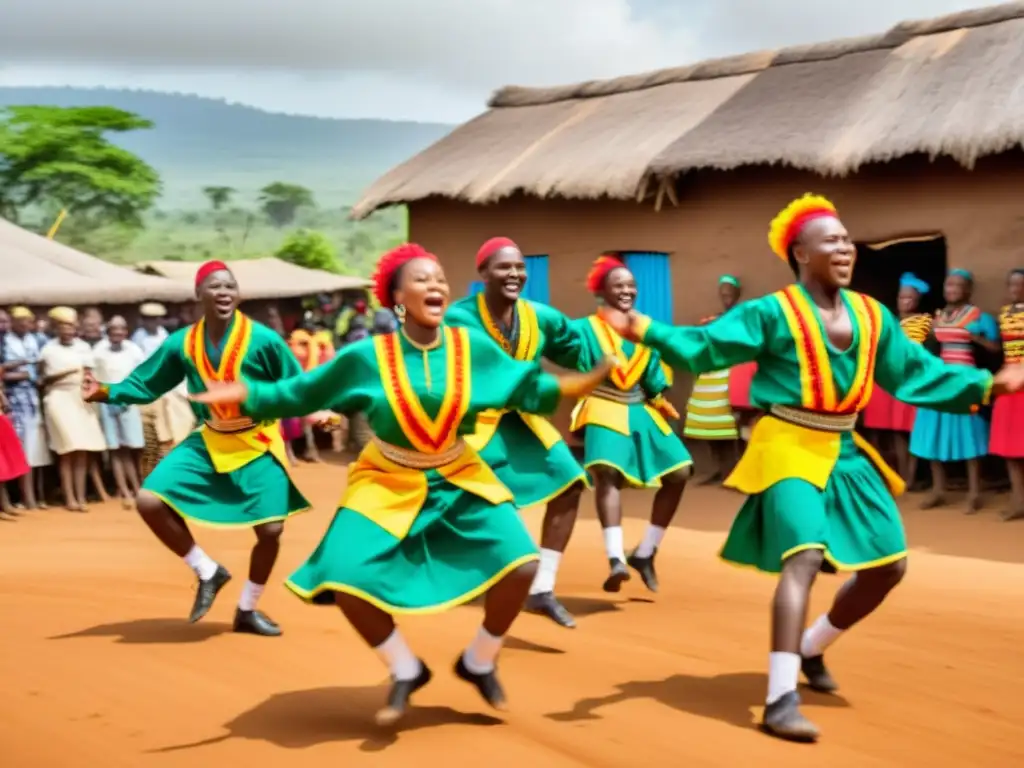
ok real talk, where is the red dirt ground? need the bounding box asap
[2,463,1023,767]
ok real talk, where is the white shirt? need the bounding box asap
[92,338,145,384]
[131,326,168,360]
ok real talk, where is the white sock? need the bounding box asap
[766,651,801,705]
[634,524,666,558]
[800,614,844,658]
[602,526,626,563]
[183,545,219,581]
[529,548,561,595]
[238,580,264,612]
[462,626,503,674]
[374,629,422,681]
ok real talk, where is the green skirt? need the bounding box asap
[578,404,692,488]
[720,432,908,573]
[143,432,310,527]
[285,476,540,613]
[477,412,588,508]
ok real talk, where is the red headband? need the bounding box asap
[586,254,626,295]
[781,210,837,256]
[195,260,230,289]
[371,243,438,309]
[476,237,518,270]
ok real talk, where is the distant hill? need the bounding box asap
[0,87,454,210]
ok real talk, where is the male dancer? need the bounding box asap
[601,194,1024,742]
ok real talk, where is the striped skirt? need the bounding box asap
[683,370,738,440]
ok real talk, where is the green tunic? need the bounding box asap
[445,294,588,508]
[570,314,692,487]
[104,312,310,527]
[239,326,563,614]
[638,285,992,572]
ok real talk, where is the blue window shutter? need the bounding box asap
[522,254,550,304]
[468,280,484,296]
[622,252,672,323]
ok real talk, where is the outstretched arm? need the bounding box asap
[85,336,186,405]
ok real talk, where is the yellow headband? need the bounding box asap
[767,193,839,261]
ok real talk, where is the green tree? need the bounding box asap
[202,185,235,211]
[258,182,315,227]
[275,229,339,272]
[0,105,160,226]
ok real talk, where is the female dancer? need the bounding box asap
[599,194,1024,742]
[195,243,612,724]
[861,273,932,483]
[83,261,316,636]
[909,268,999,511]
[682,275,741,483]
[446,236,589,629]
[989,268,1024,520]
[569,254,691,593]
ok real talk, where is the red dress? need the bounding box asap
[0,411,29,482]
[862,313,931,432]
[990,304,1024,458]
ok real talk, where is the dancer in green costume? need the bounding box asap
[570,254,692,594]
[83,260,323,637]
[195,244,614,726]
[600,194,1024,743]
[446,236,588,629]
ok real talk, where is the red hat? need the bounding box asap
[195,260,230,289]
[476,237,518,270]
[586,254,626,294]
[371,244,438,309]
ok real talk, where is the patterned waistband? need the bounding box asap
[372,436,466,469]
[205,417,257,434]
[769,404,856,433]
[592,385,645,405]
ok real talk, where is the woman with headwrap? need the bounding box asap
[568,254,692,595]
[909,267,999,512]
[192,243,613,725]
[861,272,933,483]
[989,268,1024,520]
[682,275,741,483]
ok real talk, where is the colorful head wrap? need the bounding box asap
[586,254,627,295]
[719,274,740,288]
[767,194,839,261]
[9,306,33,320]
[948,267,973,282]
[195,260,230,289]
[48,306,77,325]
[899,272,930,294]
[476,237,518,270]
[371,243,439,309]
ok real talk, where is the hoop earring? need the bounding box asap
[394,304,406,324]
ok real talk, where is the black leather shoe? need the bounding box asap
[626,548,659,592]
[188,565,231,623]
[525,592,576,628]
[375,661,433,726]
[801,654,838,693]
[233,608,282,636]
[454,654,507,710]
[602,558,631,593]
[761,691,820,742]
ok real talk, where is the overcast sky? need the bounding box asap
[0,0,985,123]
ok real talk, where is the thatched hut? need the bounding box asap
[352,1,1024,327]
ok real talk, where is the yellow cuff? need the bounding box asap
[633,314,652,342]
[981,373,994,406]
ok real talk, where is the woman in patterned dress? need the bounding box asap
[909,268,999,511]
[989,268,1024,520]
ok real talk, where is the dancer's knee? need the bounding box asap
[662,465,693,485]
[781,548,825,583]
[135,491,167,519]
[862,557,907,591]
[255,521,284,542]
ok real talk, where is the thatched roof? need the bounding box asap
[352,1,1024,218]
[0,217,193,305]
[135,258,371,301]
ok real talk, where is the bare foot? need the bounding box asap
[1001,505,1024,522]
[919,493,946,510]
[965,495,984,514]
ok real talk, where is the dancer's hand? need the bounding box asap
[81,371,106,402]
[191,380,249,405]
[992,364,1024,396]
[598,306,645,341]
[556,356,618,398]
[650,395,680,421]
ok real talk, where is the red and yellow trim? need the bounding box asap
[589,315,650,391]
[374,326,471,454]
[774,287,882,414]
[476,293,540,361]
[184,311,252,421]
